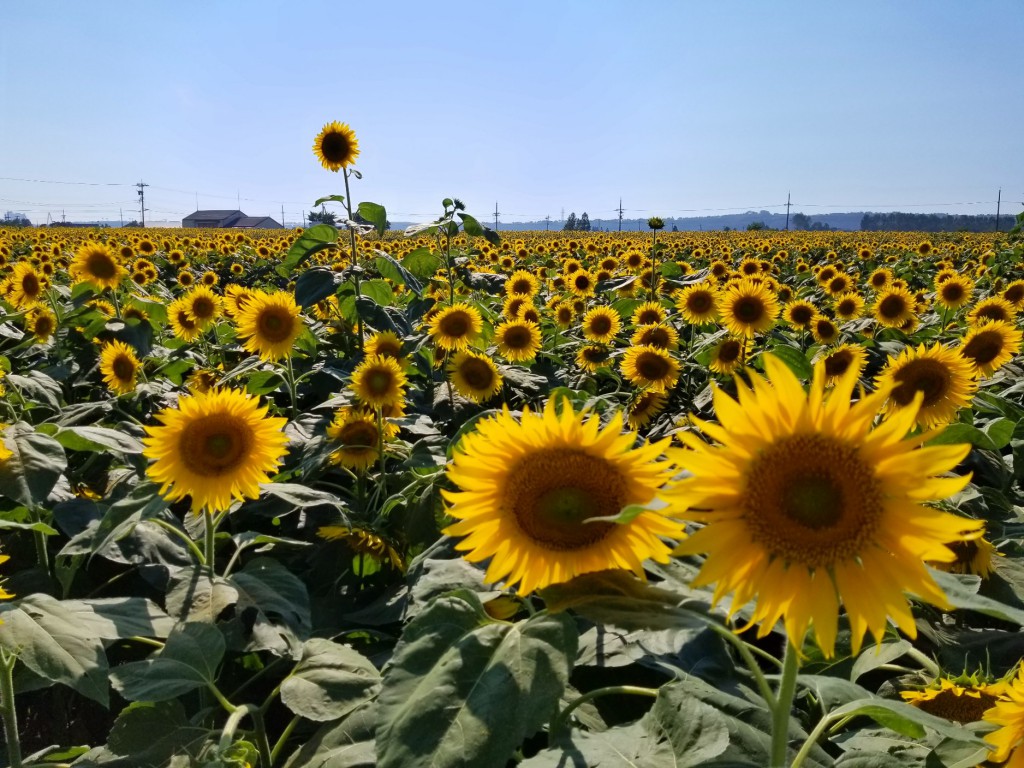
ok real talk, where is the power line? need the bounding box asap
[0,176,129,186]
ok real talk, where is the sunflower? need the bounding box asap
[365,330,405,361]
[811,314,840,345]
[783,300,817,330]
[0,425,12,464]
[99,340,141,395]
[442,399,685,595]
[495,319,542,362]
[568,269,597,297]
[959,320,1022,377]
[817,343,867,385]
[867,267,893,291]
[428,302,483,352]
[69,243,127,291]
[967,296,1017,326]
[627,390,668,430]
[28,308,57,342]
[675,283,719,325]
[876,343,977,429]
[833,292,865,321]
[935,275,974,311]
[351,354,407,409]
[317,526,404,573]
[1001,279,1024,310]
[326,409,383,471]
[709,337,744,375]
[575,343,611,373]
[901,677,1001,724]
[313,121,360,171]
[632,301,667,327]
[664,353,983,657]
[143,388,289,514]
[7,262,47,309]
[167,297,204,342]
[983,668,1024,765]
[448,350,503,403]
[934,536,998,579]
[718,279,779,338]
[631,322,679,351]
[620,345,680,393]
[184,285,223,329]
[581,306,621,344]
[872,285,917,328]
[235,291,304,361]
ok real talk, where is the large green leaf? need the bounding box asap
[374,251,423,295]
[931,568,1024,625]
[229,557,312,657]
[38,424,144,454]
[278,224,338,277]
[400,248,441,281]
[110,622,225,702]
[375,590,577,768]
[284,704,378,768]
[828,698,985,743]
[357,202,387,237]
[18,594,172,641]
[0,594,108,705]
[280,638,381,722]
[0,422,67,507]
[296,266,343,308]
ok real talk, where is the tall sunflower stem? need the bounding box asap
[789,710,844,768]
[701,620,777,708]
[770,634,802,768]
[31,507,50,574]
[204,510,218,580]
[375,408,387,494]
[550,685,659,740]
[0,649,23,768]
[284,356,299,420]
[150,518,206,565]
[342,169,364,352]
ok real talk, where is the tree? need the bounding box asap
[307,208,338,226]
[791,212,811,230]
[579,212,591,232]
[563,212,578,231]
[747,221,767,231]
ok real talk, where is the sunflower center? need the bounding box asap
[789,305,814,325]
[891,359,950,408]
[339,421,378,450]
[687,292,713,314]
[941,284,964,302]
[112,355,136,382]
[179,415,253,477]
[636,351,670,381]
[503,326,532,349]
[589,315,612,335]
[742,434,883,568]
[367,370,394,396]
[911,689,998,724]
[975,305,1008,323]
[824,351,852,378]
[733,297,765,324]
[504,449,624,550]
[192,297,216,319]
[22,273,41,296]
[1004,285,1024,304]
[459,358,495,390]
[512,279,532,295]
[878,294,908,319]
[440,312,470,337]
[86,252,117,280]
[320,132,352,163]
[718,340,741,363]
[637,309,661,325]
[837,299,857,316]
[962,331,1002,365]
[257,309,294,342]
[641,327,670,347]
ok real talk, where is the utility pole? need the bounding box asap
[785,192,791,231]
[62,209,66,224]
[195,192,199,211]
[996,188,1001,232]
[544,215,550,231]
[136,181,148,227]
[617,198,624,231]
[120,208,123,227]
[281,204,285,228]
[494,201,500,231]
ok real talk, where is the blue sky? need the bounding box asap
[1,1,1021,226]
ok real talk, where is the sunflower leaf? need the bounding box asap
[279,224,338,278]
[0,422,67,508]
[111,622,225,702]
[828,698,985,743]
[357,202,387,237]
[280,638,381,722]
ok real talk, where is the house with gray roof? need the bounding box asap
[181,210,282,229]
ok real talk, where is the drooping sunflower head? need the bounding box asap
[494,319,541,363]
[351,354,408,410]
[317,525,404,573]
[902,677,1002,724]
[235,291,304,361]
[581,306,621,344]
[313,121,360,172]
[933,535,998,579]
[958,320,1022,378]
[99,339,141,396]
[719,278,779,338]
[620,345,680,393]
[575,343,611,373]
[675,283,719,325]
[448,350,503,403]
[627,390,669,430]
[143,388,290,514]
[664,353,983,657]
[428,303,483,352]
[876,343,978,429]
[69,242,127,291]
[442,399,685,595]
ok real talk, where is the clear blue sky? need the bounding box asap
[1,1,1021,226]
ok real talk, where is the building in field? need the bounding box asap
[181,210,282,229]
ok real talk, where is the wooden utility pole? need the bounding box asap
[493,202,500,231]
[785,192,791,231]
[996,188,1001,231]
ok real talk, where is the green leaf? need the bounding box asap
[280,638,381,722]
[279,224,338,278]
[111,622,225,702]
[284,704,378,768]
[374,251,424,295]
[44,425,144,454]
[829,698,985,743]
[20,594,173,641]
[357,202,387,237]
[458,212,484,236]
[0,518,58,535]
[401,248,441,281]
[984,417,1016,449]
[296,266,343,308]
[927,423,996,452]
[314,194,346,207]
[229,557,312,656]
[767,345,814,380]
[247,369,283,396]
[375,590,577,768]
[0,422,67,508]
[850,640,912,682]
[0,595,109,705]
[360,279,394,307]
[930,568,1024,625]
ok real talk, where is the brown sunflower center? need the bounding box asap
[366,368,396,396]
[635,351,671,381]
[179,414,253,477]
[717,340,742,364]
[1003,285,1024,304]
[891,359,950,408]
[175,310,198,331]
[742,434,883,568]
[320,131,352,163]
[338,420,379,450]
[910,689,998,724]
[687,292,714,314]
[459,358,496,391]
[639,327,671,348]
[582,346,609,364]
[86,251,117,280]
[112,355,136,382]
[788,304,814,325]
[815,319,837,339]
[878,294,908,319]
[588,314,613,335]
[941,284,965,303]
[33,315,55,337]
[502,326,533,349]
[824,350,853,378]
[733,296,765,324]
[974,304,1009,323]
[257,308,295,343]
[504,449,625,550]
[191,296,217,320]
[21,273,41,296]
[962,331,1002,366]
[511,279,533,295]
[439,311,471,338]
[837,299,858,316]
[637,309,662,325]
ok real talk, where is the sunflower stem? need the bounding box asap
[905,646,941,678]
[284,355,299,420]
[270,714,302,765]
[0,649,23,768]
[789,709,844,768]
[204,509,217,580]
[770,634,801,768]
[31,507,50,574]
[150,518,206,566]
[550,685,659,740]
[342,168,364,353]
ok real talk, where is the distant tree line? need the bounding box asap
[860,212,1008,232]
[563,212,592,231]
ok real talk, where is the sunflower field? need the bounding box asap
[1,124,1024,768]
